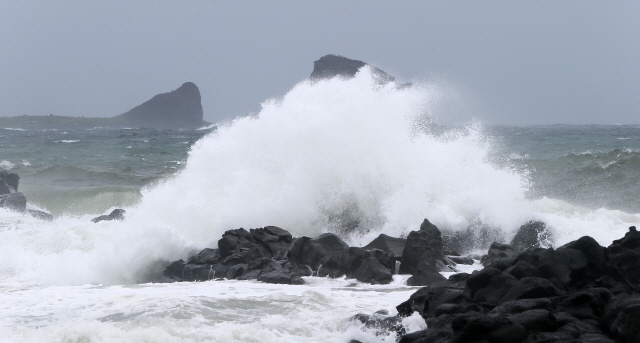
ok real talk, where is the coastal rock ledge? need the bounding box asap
[161,217,640,343]
[382,226,640,343]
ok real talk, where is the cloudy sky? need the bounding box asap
[1,1,638,125]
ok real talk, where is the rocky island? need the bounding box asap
[0,82,208,130]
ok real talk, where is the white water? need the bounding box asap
[1,68,638,342]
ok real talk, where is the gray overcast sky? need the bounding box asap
[1,1,638,125]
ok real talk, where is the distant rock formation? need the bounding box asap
[310,54,397,84]
[0,82,209,130]
[112,82,205,129]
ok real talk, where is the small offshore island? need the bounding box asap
[0,82,208,130]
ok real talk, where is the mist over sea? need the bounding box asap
[1,69,638,342]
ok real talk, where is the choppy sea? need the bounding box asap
[1,69,638,342]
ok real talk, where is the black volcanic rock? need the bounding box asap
[310,55,367,80]
[309,54,396,84]
[393,226,640,343]
[511,220,553,251]
[287,233,349,270]
[399,218,444,275]
[91,209,126,223]
[0,192,26,212]
[0,171,19,194]
[363,234,406,258]
[113,82,205,129]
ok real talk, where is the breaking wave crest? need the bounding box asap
[0,68,637,286]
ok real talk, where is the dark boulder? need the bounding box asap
[257,261,305,285]
[481,242,519,269]
[351,257,393,284]
[350,311,405,338]
[0,171,19,194]
[446,255,474,265]
[397,281,467,318]
[442,221,504,255]
[500,277,563,303]
[91,209,125,223]
[399,218,444,275]
[506,309,557,333]
[407,261,447,286]
[182,263,218,281]
[286,233,349,270]
[317,247,368,278]
[27,209,54,221]
[163,259,186,281]
[606,297,640,343]
[395,229,640,342]
[187,248,220,265]
[317,247,395,283]
[510,220,553,252]
[309,54,396,85]
[558,288,612,321]
[0,192,27,212]
[363,234,406,258]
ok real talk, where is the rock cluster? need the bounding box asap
[390,226,640,343]
[161,219,472,286]
[0,171,52,221]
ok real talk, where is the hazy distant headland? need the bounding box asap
[0,82,208,130]
[1,55,398,130]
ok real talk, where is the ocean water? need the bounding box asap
[1,68,638,342]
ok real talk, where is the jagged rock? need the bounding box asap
[399,218,444,275]
[511,220,553,251]
[395,226,640,343]
[91,209,126,223]
[163,226,299,283]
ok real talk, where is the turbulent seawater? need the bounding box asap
[1,68,638,342]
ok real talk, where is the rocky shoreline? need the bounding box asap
[355,226,640,343]
[160,217,639,343]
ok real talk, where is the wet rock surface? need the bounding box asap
[0,171,53,220]
[161,217,467,286]
[394,226,640,343]
[91,209,126,223]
